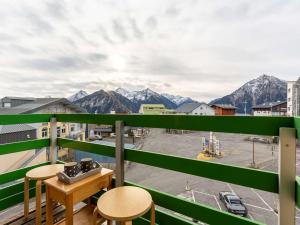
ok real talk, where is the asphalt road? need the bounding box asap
[125,128,300,225]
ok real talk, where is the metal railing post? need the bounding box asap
[115,121,124,187]
[279,127,296,225]
[49,117,57,164]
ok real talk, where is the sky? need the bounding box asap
[0,0,299,102]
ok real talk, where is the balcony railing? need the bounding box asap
[0,114,299,225]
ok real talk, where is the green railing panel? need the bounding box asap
[0,139,50,155]
[294,117,300,139]
[0,185,45,211]
[296,176,300,208]
[0,180,35,199]
[0,114,52,125]
[124,148,278,193]
[55,114,293,136]
[125,181,265,225]
[57,138,115,157]
[0,162,50,185]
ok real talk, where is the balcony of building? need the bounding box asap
[0,114,299,225]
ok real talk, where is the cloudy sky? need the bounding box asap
[0,0,299,102]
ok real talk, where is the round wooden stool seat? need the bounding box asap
[26,164,64,180]
[95,186,155,225]
[24,164,64,225]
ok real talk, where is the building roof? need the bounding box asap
[176,102,202,113]
[140,104,165,108]
[252,101,287,109]
[0,124,36,134]
[0,97,86,114]
[211,104,237,109]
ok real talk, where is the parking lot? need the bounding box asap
[125,128,300,225]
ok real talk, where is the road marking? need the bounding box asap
[191,190,196,203]
[248,213,254,220]
[213,195,222,210]
[193,190,216,197]
[244,203,272,212]
[227,183,236,194]
[251,189,274,212]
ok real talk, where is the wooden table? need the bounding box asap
[44,168,113,225]
[24,164,64,225]
[94,186,155,225]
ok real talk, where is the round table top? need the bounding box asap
[97,186,153,221]
[26,164,64,180]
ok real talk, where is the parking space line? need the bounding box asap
[244,203,272,212]
[251,189,274,212]
[193,190,215,197]
[248,213,254,220]
[227,183,236,194]
[191,190,196,203]
[213,195,222,210]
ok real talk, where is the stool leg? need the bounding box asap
[24,177,30,218]
[150,201,155,225]
[35,180,42,225]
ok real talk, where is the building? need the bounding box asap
[176,102,215,115]
[0,97,86,172]
[252,101,287,116]
[287,78,300,116]
[139,104,171,115]
[211,104,236,115]
[0,124,36,144]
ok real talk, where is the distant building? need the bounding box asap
[0,97,86,172]
[211,104,236,116]
[252,101,287,116]
[0,124,36,144]
[176,102,215,115]
[139,104,170,115]
[287,78,300,116]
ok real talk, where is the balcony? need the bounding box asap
[0,114,299,225]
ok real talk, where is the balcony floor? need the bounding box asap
[0,195,102,225]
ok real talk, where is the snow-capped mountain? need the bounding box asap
[210,74,287,113]
[68,90,88,102]
[74,90,134,113]
[115,88,178,110]
[161,93,195,106]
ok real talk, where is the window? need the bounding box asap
[62,128,66,133]
[70,126,75,132]
[288,88,291,93]
[42,127,48,138]
[3,102,11,108]
[288,98,291,102]
[57,127,61,137]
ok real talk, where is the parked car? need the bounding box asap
[89,135,103,141]
[219,192,248,217]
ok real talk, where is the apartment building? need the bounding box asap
[0,97,86,172]
[287,78,300,116]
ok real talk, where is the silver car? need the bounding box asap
[219,192,248,217]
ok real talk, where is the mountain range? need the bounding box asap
[209,74,287,113]
[69,75,287,114]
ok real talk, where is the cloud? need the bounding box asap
[0,0,299,102]
[112,19,128,42]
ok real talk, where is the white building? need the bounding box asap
[287,78,300,116]
[175,102,215,115]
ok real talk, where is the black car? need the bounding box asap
[219,192,248,217]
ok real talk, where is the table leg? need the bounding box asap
[65,194,74,225]
[107,220,112,225]
[24,176,30,218]
[150,201,155,225]
[46,186,54,225]
[35,180,42,225]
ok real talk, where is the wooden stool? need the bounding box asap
[24,164,64,225]
[93,186,155,225]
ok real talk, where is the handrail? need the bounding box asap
[56,114,294,136]
[0,114,298,225]
[57,138,278,193]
